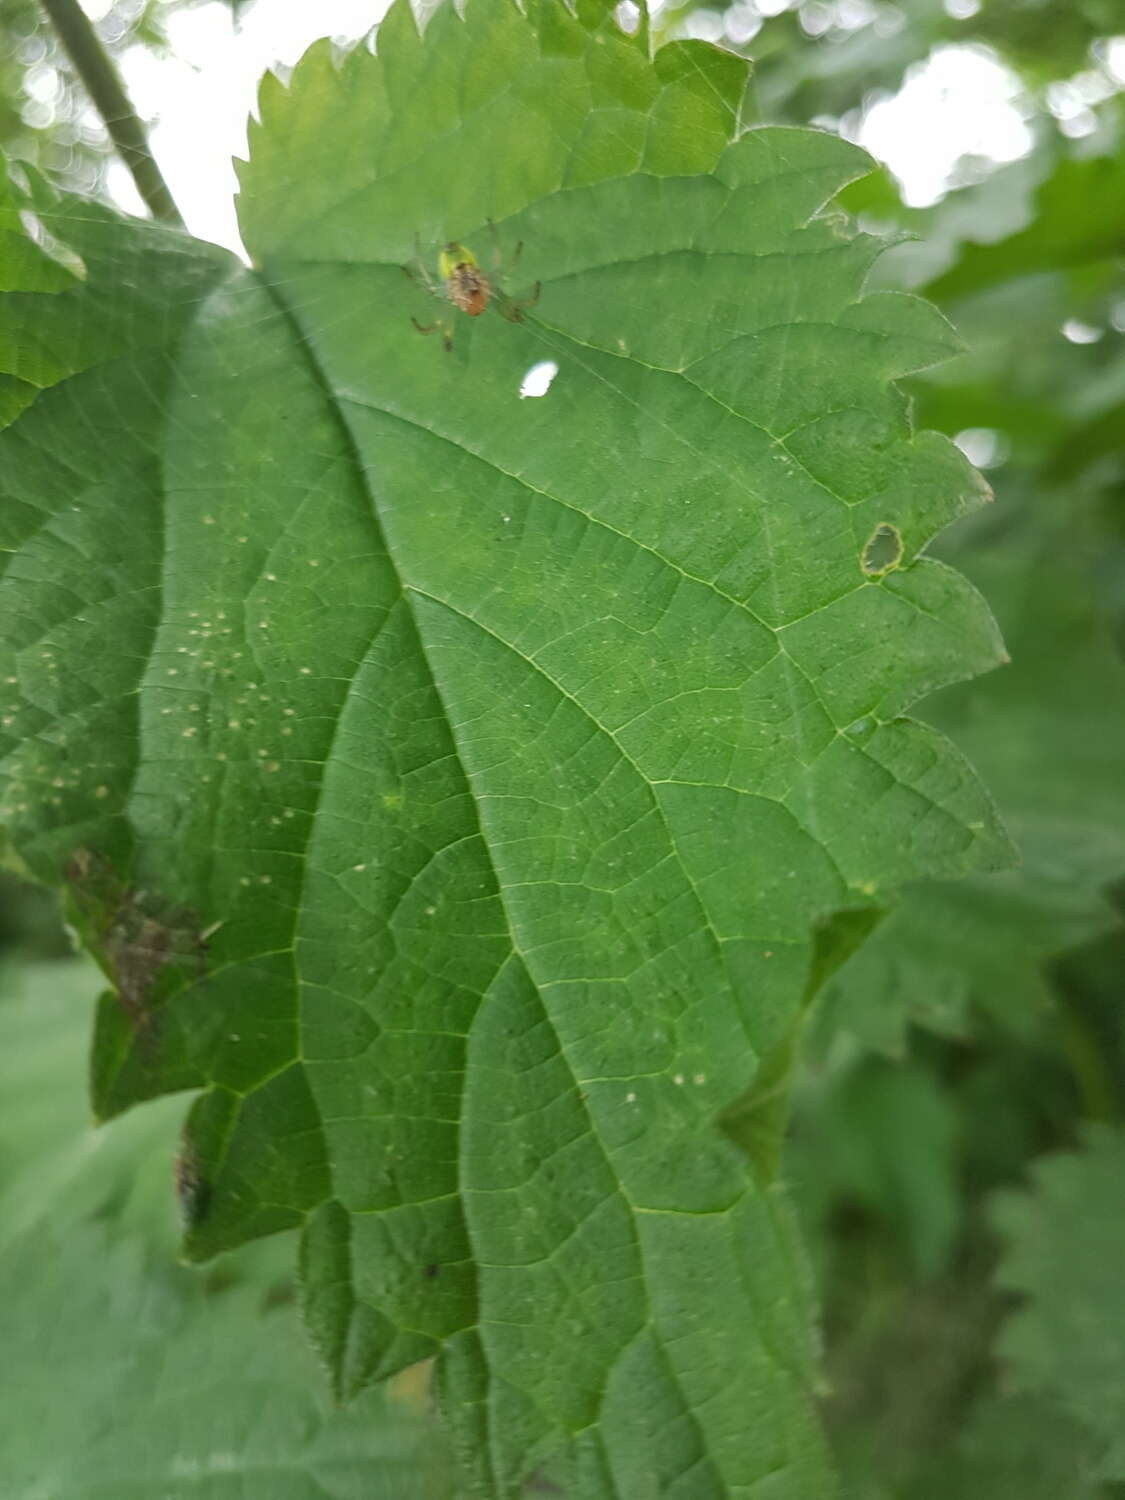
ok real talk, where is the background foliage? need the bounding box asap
[0,0,210,197]
[1,0,1123,1495]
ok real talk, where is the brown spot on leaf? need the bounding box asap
[65,848,211,1053]
[525,1470,564,1494]
[174,1139,211,1231]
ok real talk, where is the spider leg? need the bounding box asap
[405,234,447,298]
[411,316,453,352]
[486,219,525,278]
[500,281,541,323]
[404,262,440,298]
[495,287,532,325]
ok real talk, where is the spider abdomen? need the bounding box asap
[446,262,491,316]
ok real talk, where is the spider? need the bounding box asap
[403,224,540,350]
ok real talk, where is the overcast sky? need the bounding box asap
[87,0,1125,257]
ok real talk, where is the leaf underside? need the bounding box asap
[0,1,1010,1494]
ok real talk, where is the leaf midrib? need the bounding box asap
[259,259,788,1500]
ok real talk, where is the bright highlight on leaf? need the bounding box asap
[519,359,559,398]
[0,0,1013,1494]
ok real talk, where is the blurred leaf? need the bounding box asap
[926,149,1125,305]
[966,0,1122,84]
[788,1055,960,1277]
[738,0,1119,130]
[1049,895,1125,1119]
[0,956,190,1250]
[1,0,245,204]
[991,1125,1125,1481]
[907,1394,1110,1500]
[0,957,453,1500]
[820,1267,1003,1498]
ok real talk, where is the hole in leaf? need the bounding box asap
[862,523,903,575]
[518,360,558,399]
[845,715,875,740]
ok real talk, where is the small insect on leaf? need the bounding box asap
[438,242,491,316]
[403,224,540,351]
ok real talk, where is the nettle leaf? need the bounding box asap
[925,146,1125,305]
[991,1126,1125,1482]
[817,464,1125,1060]
[0,0,1011,1492]
[908,1395,1110,1500]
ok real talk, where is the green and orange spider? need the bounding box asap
[403,224,539,350]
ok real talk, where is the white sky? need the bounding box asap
[110,0,390,253]
[85,0,1123,254]
[858,44,1033,205]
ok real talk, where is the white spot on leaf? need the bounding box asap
[518,360,558,399]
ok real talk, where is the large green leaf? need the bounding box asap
[0,958,452,1500]
[0,0,1011,1492]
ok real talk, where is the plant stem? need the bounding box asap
[39,0,184,227]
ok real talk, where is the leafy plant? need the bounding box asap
[3,0,1124,1496]
[992,1125,1125,1483]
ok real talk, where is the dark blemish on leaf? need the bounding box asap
[174,1141,211,1231]
[202,1263,238,1297]
[65,848,212,1053]
[861,522,903,576]
[423,1262,439,1279]
[524,1470,564,1495]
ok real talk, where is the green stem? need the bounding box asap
[39,0,184,227]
